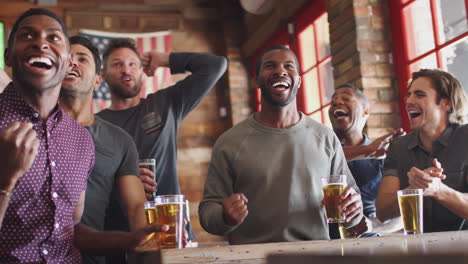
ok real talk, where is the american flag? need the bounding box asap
[79,29,172,113]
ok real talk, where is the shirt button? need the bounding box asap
[47,132,51,137]
[33,113,39,118]
[51,161,56,167]
[42,249,48,255]
[52,192,58,198]
[55,223,60,229]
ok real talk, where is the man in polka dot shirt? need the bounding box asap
[0,9,166,263]
[0,8,94,263]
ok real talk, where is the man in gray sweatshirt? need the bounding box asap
[199,45,363,245]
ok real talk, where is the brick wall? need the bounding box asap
[327,0,401,138]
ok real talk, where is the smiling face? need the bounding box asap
[329,87,369,135]
[256,49,301,108]
[406,77,452,132]
[6,15,70,92]
[102,47,144,99]
[61,44,101,97]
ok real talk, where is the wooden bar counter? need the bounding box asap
[159,231,468,264]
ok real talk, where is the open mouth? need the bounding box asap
[272,81,290,90]
[122,75,133,82]
[28,56,53,70]
[67,69,80,77]
[408,111,422,119]
[333,109,349,118]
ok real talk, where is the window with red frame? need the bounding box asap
[390,0,468,131]
[251,0,334,127]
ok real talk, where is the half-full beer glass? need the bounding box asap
[140,159,156,200]
[321,175,347,223]
[397,189,423,235]
[154,195,185,249]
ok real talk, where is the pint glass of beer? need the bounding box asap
[154,195,185,249]
[142,201,160,250]
[321,175,347,223]
[140,159,156,200]
[397,189,423,235]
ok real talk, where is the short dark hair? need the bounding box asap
[102,38,140,69]
[336,83,369,108]
[69,35,101,74]
[255,45,300,76]
[7,8,68,49]
[410,68,468,124]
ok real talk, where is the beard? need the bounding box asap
[106,78,142,99]
[260,84,298,107]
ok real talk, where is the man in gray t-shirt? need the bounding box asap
[96,38,227,243]
[97,39,226,199]
[61,36,159,264]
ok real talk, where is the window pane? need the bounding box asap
[442,37,468,94]
[315,13,331,60]
[409,53,437,73]
[309,111,322,123]
[319,59,334,105]
[436,0,467,43]
[0,22,4,70]
[303,69,320,113]
[298,24,317,71]
[403,0,435,59]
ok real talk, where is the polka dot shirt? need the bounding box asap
[0,84,95,264]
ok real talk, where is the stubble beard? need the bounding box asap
[260,85,297,107]
[108,79,142,99]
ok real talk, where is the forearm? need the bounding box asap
[199,201,236,236]
[74,223,134,255]
[368,216,403,234]
[343,145,372,161]
[376,193,400,222]
[434,184,468,219]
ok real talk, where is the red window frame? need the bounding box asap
[251,0,332,125]
[390,0,468,131]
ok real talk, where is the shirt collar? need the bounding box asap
[4,82,63,124]
[407,125,456,150]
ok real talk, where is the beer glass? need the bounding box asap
[140,159,156,199]
[142,201,159,249]
[321,174,347,223]
[397,189,423,235]
[154,195,185,249]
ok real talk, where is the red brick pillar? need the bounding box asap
[327,0,401,137]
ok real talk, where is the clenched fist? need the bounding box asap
[222,193,248,226]
[141,51,170,77]
[0,122,40,191]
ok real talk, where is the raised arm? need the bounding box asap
[143,51,227,118]
[343,129,405,161]
[0,122,39,228]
